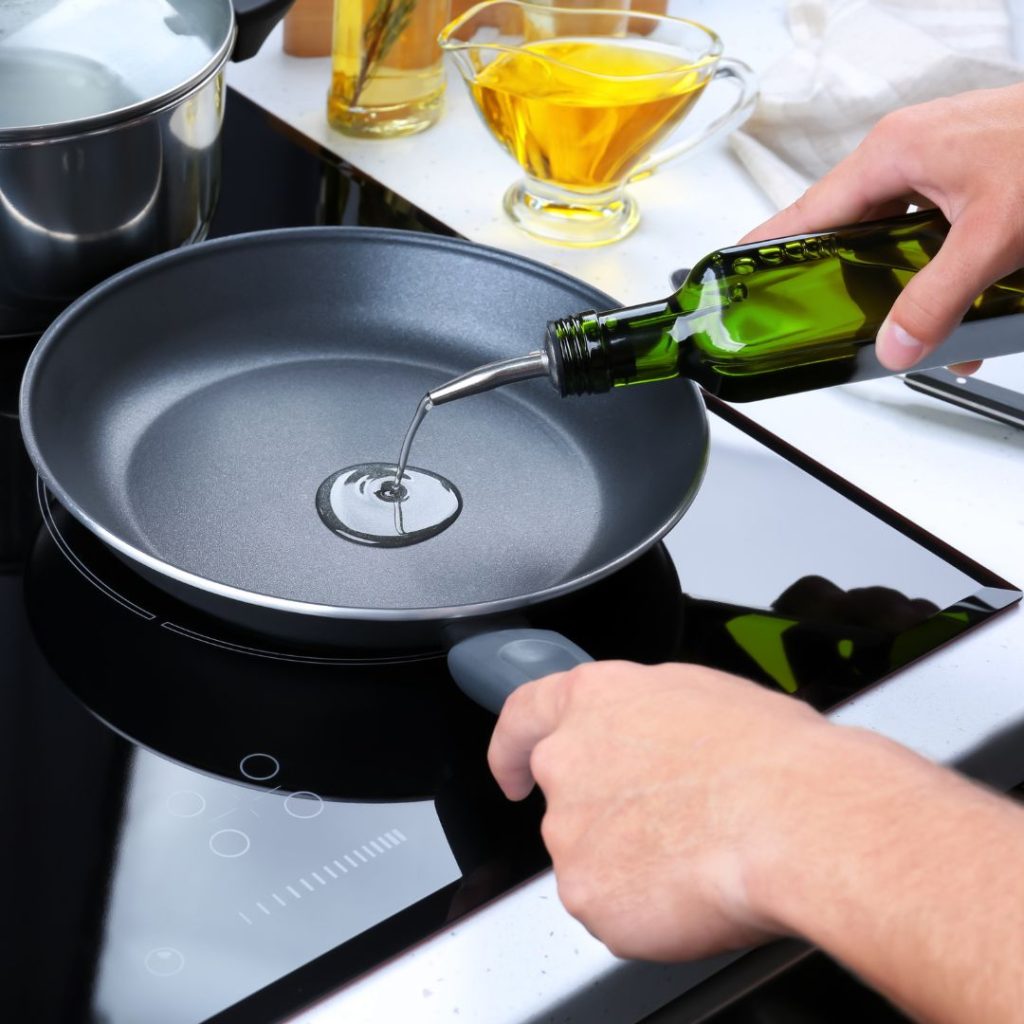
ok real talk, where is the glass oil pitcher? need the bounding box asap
[438,0,758,245]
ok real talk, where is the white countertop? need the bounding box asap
[229,0,786,303]
[228,4,1024,1020]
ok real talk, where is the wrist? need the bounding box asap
[739,722,939,940]
[737,722,1024,1024]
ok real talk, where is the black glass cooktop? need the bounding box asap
[1,92,1019,1024]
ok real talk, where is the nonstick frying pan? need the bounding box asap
[20,228,708,709]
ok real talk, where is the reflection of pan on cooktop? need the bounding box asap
[24,490,686,803]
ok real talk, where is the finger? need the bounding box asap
[876,209,1024,371]
[487,673,570,801]
[737,145,916,244]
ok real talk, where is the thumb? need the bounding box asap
[876,210,1022,371]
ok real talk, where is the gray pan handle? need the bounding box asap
[447,629,593,714]
[904,368,1024,430]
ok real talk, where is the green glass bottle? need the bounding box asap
[544,209,1024,402]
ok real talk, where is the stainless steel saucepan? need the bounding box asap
[0,0,293,340]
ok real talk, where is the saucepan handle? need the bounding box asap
[447,629,593,714]
[232,0,296,61]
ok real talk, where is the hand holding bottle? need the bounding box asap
[738,82,1024,372]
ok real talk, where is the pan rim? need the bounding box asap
[20,225,709,623]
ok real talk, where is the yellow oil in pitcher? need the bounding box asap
[470,38,708,191]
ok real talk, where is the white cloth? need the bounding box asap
[730,0,1024,208]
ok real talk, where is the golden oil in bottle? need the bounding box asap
[328,0,450,138]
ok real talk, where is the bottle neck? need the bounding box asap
[545,300,679,396]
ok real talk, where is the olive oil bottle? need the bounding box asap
[544,210,1024,401]
[400,209,1024,480]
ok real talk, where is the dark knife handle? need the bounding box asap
[904,368,1024,430]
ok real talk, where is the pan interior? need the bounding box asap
[23,230,706,614]
[124,355,605,608]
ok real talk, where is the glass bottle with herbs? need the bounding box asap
[328,0,451,137]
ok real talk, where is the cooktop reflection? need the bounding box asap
[13,396,1020,1022]
[2,92,1019,1024]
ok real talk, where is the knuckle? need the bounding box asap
[872,105,916,142]
[994,204,1024,268]
[539,808,566,854]
[588,658,638,685]
[602,932,636,961]
[788,191,810,217]
[863,107,925,175]
[557,873,634,956]
[785,189,815,223]
[529,736,561,789]
[557,661,609,703]
[555,869,595,921]
[558,663,590,696]
[502,678,538,717]
[895,283,951,342]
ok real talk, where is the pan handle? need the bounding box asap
[447,629,593,714]
[231,0,296,61]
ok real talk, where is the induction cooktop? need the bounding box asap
[1,91,1018,1024]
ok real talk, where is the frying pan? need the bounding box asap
[20,228,707,709]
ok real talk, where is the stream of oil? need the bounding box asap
[393,395,432,490]
[316,396,460,547]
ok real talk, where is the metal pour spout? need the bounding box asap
[427,350,551,406]
[392,351,553,487]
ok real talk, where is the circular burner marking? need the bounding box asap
[165,790,206,818]
[284,791,323,819]
[145,947,185,976]
[239,753,280,781]
[209,828,251,858]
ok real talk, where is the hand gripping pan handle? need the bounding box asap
[448,629,593,714]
